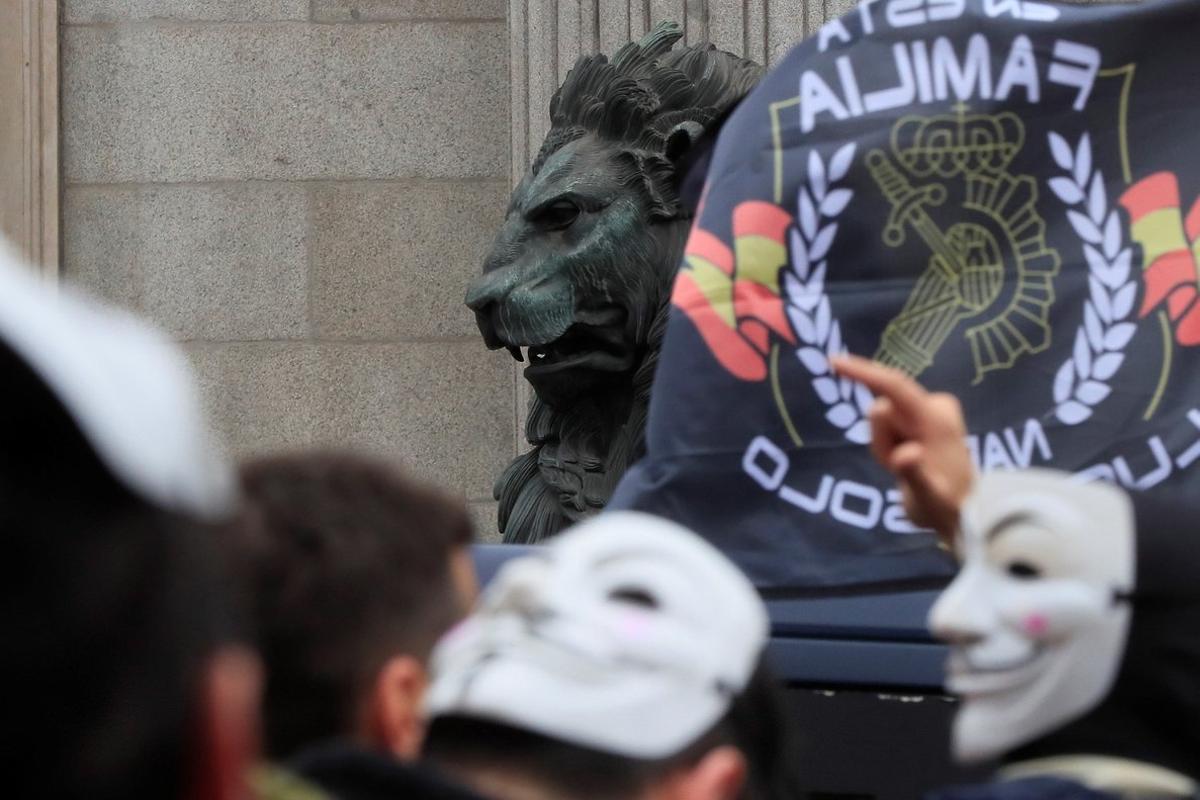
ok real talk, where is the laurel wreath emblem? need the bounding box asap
[1046,131,1138,426]
[786,133,1137,440]
[783,144,874,445]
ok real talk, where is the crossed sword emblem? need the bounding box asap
[866,149,1004,377]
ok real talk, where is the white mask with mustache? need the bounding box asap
[929,469,1136,764]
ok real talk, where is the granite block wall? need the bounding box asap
[61,0,513,535]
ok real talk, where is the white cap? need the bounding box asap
[425,511,770,759]
[0,243,234,518]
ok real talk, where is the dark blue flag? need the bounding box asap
[612,0,1200,591]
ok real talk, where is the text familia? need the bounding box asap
[798,0,1101,133]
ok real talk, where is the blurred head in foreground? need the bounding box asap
[225,451,478,763]
[0,245,257,800]
[422,511,802,800]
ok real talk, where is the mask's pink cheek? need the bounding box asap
[618,612,651,640]
[1022,613,1049,637]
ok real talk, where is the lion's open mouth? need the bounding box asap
[511,321,635,377]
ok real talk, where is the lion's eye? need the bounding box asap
[534,200,581,231]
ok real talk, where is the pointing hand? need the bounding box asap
[830,354,974,544]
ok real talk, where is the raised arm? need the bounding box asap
[830,355,974,544]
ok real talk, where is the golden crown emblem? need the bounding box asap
[893,105,1025,179]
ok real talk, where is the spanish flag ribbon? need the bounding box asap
[671,201,795,381]
[1119,172,1200,345]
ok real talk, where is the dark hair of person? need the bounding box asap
[422,658,805,800]
[0,340,240,800]
[224,451,474,760]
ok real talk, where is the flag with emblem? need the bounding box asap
[611,0,1200,590]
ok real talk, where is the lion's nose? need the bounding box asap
[465,279,496,313]
[465,261,522,312]
[465,272,508,350]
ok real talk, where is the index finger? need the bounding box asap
[829,354,932,420]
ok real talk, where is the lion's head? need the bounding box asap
[466,23,762,541]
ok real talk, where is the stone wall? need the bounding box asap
[60,0,513,535]
[60,0,845,539]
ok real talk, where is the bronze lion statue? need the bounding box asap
[466,22,763,542]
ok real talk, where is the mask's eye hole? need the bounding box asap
[609,587,658,609]
[533,199,581,231]
[1006,561,1041,580]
